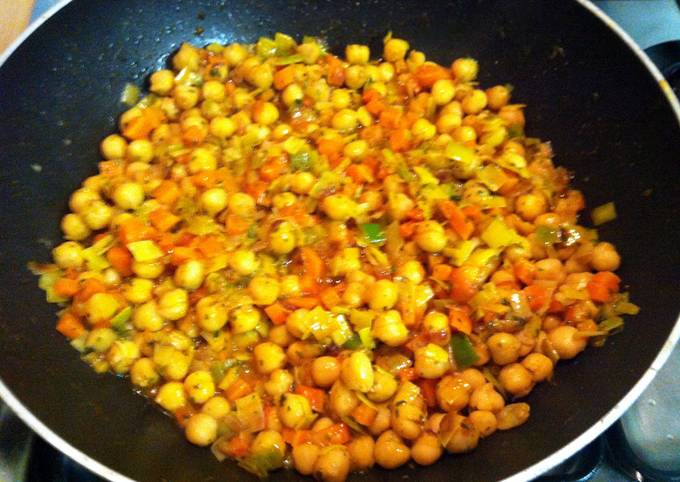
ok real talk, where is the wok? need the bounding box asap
[0,1,679,481]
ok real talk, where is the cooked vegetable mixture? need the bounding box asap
[35,33,638,481]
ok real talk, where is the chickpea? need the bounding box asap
[111,182,145,210]
[270,222,297,255]
[149,69,175,95]
[487,332,521,365]
[185,413,217,447]
[173,84,200,110]
[415,343,450,379]
[411,118,437,141]
[368,369,398,403]
[264,369,294,400]
[196,296,227,331]
[230,249,259,276]
[130,358,159,388]
[515,193,547,221]
[106,340,140,374]
[248,276,280,306]
[412,432,443,466]
[251,429,285,463]
[314,445,350,482]
[462,89,488,114]
[188,147,217,174]
[254,342,286,374]
[451,57,478,82]
[522,352,554,382]
[157,289,189,320]
[86,292,119,324]
[70,188,100,213]
[279,393,313,429]
[291,171,315,194]
[293,443,320,476]
[85,328,117,353]
[100,134,127,159]
[174,259,205,291]
[285,308,309,339]
[231,305,261,334]
[199,188,228,216]
[436,375,470,412]
[437,112,463,133]
[422,311,449,336]
[201,396,230,419]
[348,435,374,471]
[343,139,368,160]
[155,381,186,411]
[247,64,274,89]
[132,260,164,279]
[312,356,341,388]
[173,43,200,70]
[223,43,247,66]
[468,410,498,438]
[469,383,505,412]
[253,101,279,126]
[439,413,479,453]
[184,370,215,404]
[372,310,409,346]
[591,242,621,272]
[374,430,410,469]
[432,79,456,105]
[341,351,374,393]
[548,325,587,360]
[368,279,398,310]
[279,275,301,298]
[460,368,486,391]
[397,260,425,284]
[496,402,531,430]
[313,417,334,432]
[133,301,165,331]
[282,83,304,106]
[228,192,255,217]
[331,109,358,131]
[322,194,356,221]
[82,200,113,230]
[52,241,84,269]
[415,221,447,253]
[298,41,322,64]
[202,80,225,102]
[329,381,359,417]
[499,363,534,397]
[209,116,236,138]
[388,192,415,221]
[61,213,90,241]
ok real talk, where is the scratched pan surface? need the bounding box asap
[0,1,679,481]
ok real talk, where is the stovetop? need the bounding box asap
[3,1,680,481]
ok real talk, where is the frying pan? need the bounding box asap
[1,1,679,481]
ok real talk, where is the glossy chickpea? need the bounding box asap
[548,325,587,360]
[69,188,100,213]
[248,276,280,306]
[415,343,450,379]
[223,43,247,66]
[453,125,477,144]
[188,147,217,174]
[486,85,510,110]
[535,258,566,283]
[368,369,398,403]
[230,249,259,276]
[201,396,230,419]
[499,363,534,397]
[397,260,425,284]
[469,383,505,412]
[384,38,409,62]
[52,241,84,269]
[522,352,554,382]
[86,292,119,324]
[107,340,140,374]
[341,351,374,393]
[228,192,255,217]
[374,430,410,469]
[451,57,478,82]
[100,134,127,159]
[462,89,487,114]
[415,221,447,253]
[61,213,90,241]
[314,445,350,482]
[291,171,315,194]
[322,194,355,221]
[253,101,279,126]
[282,83,304,106]
[515,193,547,221]
[185,413,217,447]
[247,64,274,89]
[348,435,374,471]
[312,356,341,388]
[174,259,205,290]
[372,310,409,346]
[279,275,301,298]
[331,109,358,131]
[330,381,359,417]
[432,79,456,105]
[468,410,498,438]
[487,332,521,365]
[230,305,261,334]
[293,443,320,476]
[387,192,415,221]
[412,432,443,466]
[368,279,398,310]
[130,358,159,388]
[209,116,236,138]
[279,393,313,429]
[460,368,486,391]
[199,187,228,216]
[173,84,200,110]
[149,69,175,95]
[254,342,286,374]
[411,118,437,141]
[270,222,297,255]
[436,375,470,412]
[184,370,215,404]
[439,413,480,453]
[591,242,621,272]
[157,289,189,321]
[264,369,294,401]
[155,381,186,411]
[133,301,165,331]
[82,200,113,230]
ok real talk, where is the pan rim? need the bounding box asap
[0,1,679,482]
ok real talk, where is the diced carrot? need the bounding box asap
[432,264,453,281]
[462,204,482,221]
[362,88,382,104]
[351,403,377,427]
[300,247,325,281]
[106,246,134,277]
[283,427,313,447]
[312,423,351,447]
[225,214,251,235]
[346,164,374,184]
[152,180,181,206]
[319,287,342,310]
[226,378,252,402]
[299,274,320,295]
[548,299,565,314]
[274,65,296,90]
[98,160,124,177]
[190,170,219,188]
[286,297,320,309]
[182,125,206,145]
[389,128,411,152]
[264,302,290,325]
[450,267,478,303]
[379,107,402,129]
[75,278,105,303]
[122,107,165,140]
[524,284,551,312]
[325,55,345,87]
[260,156,288,182]
[449,306,472,335]
[118,218,155,244]
[399,221,417,239]
[360,124,384,145]
[399,367,418,381]
[591,271,621,291]
[245,180,268,203]
[587,282,611,303]
[56,312,85,339]
[53,278,80,298]
[416,378,437,408]
[439,200,474,240]
[171,246,196,266]
[149,208,181,233]
[295,385,327,412]
[224,433,251,458]
[414,64,451,88]
[317,138,345,165]
[514,260,536,286]
[196,235,223,257]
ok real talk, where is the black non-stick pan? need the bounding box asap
[1,1,679,481]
